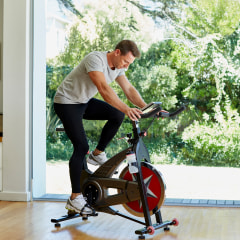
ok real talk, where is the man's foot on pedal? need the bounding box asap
[87,151,107,165]
[65,194,94,215]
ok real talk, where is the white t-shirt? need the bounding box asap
[54,51,126,104]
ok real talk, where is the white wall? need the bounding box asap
[0,141,2,191]
[32,0,46,198]
[0,0,46,201]
[0,0,3,193]
[0,0,3,113]
[0,0,31,201]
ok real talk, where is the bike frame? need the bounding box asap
[51,103,185,238]
[80,119,161,228]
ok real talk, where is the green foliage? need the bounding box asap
[126,0,187,24]
[181,33,240,117]
[185,0,240,37]
[127,41,178,107]
[47,133,73,160]
[46,64,72,135]
[56,0,83,18]
[46,0,240,169]
[181,118,240,167]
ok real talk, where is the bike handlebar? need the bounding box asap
[160,105,186,118]
[140,105,186,119]
[56,105,186,131]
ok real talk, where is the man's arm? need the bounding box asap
[88,71,142,121]
[116,75,146,109]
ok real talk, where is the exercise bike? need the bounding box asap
[51,102,185,239]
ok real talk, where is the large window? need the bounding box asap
[43,0,240,204]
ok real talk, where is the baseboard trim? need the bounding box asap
[0,191,31,201]
[164,198,240,207]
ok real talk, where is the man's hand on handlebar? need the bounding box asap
[126,107,143,121]
[157,110,169,119]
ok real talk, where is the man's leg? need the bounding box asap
[54,103,88,194]
[54,103,96,214]
[84,98,125,152]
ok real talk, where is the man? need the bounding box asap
[54,40,147,214]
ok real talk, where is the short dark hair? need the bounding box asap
[115,40,141,58]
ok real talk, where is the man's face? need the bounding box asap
[114,49,135,69]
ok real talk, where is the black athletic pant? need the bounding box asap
[54,98,125,193]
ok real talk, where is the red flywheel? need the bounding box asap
[119,162,166,217]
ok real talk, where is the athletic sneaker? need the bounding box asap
[87,151,108,165]
[65,194,94,215]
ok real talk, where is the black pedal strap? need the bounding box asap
[81,203,96,215]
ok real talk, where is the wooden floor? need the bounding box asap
[0,201,240,240]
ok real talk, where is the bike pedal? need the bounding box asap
[80,212,98,217]
[91,212,98,217]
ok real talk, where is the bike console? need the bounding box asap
[140,102,162,119]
